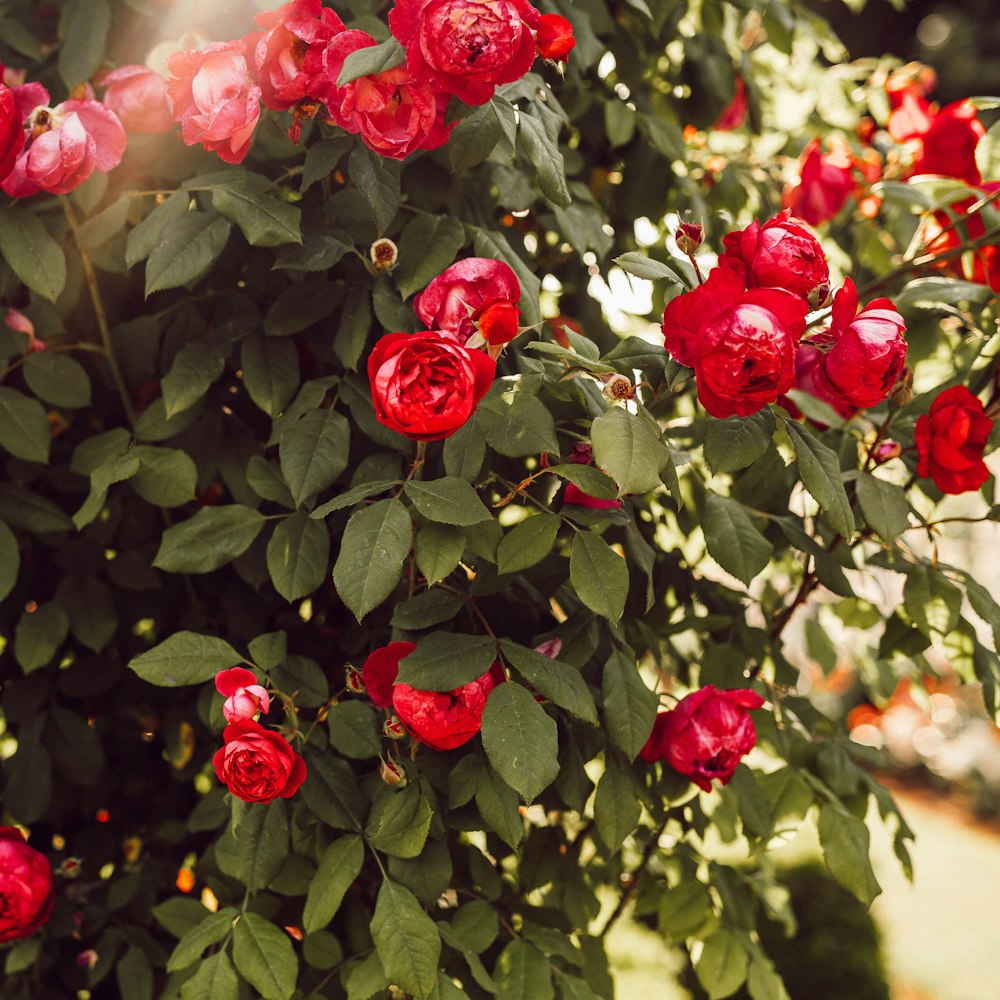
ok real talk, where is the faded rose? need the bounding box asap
[361,641,416,709]
[166,39,262,164]
[215,666,270,723]
[915,385,993,494]
[0,827,54,942]
[640,685,765,791]
[0,76,24,181]
[782,137,857,227]
[101,65,173,133]
[389,0,539,106]
[719,209,830,304]
[213,719,306,803]
[662,267,808,418]
[368,331,495,441]
[392,669,498,750]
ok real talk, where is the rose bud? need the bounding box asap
[640,685,765,791]
[873,439,902,464]
[215,667,270,723]
[345,665,366,696]
[533,637,562,659]
[380,758,408,787]
[915,385,994,495]
[213,720,306,803]
[76,950,99,970]
[100,65,173,133]
[568,441,593,465]
[392,669,498,751]
[370,238,399,273]
[383,716,407,740]
[0,827,55,942]
[718,209,830,304]
[782,137,858,228]
[534,13,576,63]
[675,222,704,255]
[472,299,520,351]
[361,641,416,709]
[368,331,495,441]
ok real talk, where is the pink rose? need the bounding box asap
[319,30,453,159]
[640,685,764,791]
[215,667,270,723]
[662,267,808,418]
[0,827,54,943]
[361,641,417,709]
[388,0,539,106]
[782,137,858,227]
[794,279,906,415]
[101,65,173,134]
[0,76,24,181]
[718,209,830,304]
[213,719,306,803]
[166,40,262,164]
[2,87,126,197]
[392,668,498,750]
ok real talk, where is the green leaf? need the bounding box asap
[570,532,628,621]
[326,700,382,758]
[704,410,775,475]
[0,387,51,463]
[212,176,302,247]
[396,633,498,691]
[333,498,412,621]
[337,35,405,86]
[703,493,773,587]
[591,406,669,495]
[747,957,791,1000]
[547,464,619,500]
[518,112,571,208]
[497,513,560,575]
[856,472,910,542]
[145,212,232,296]
[365,785,434,859]
[415,522,466,585]
[161,337,228,419]
[15,601,69,672]
[476,763,524,848]
[903,564,962,637]
[786,422,855,538]
[405,477,491,526]
[116,947,154,1000]
[334,288,371,370]
[301,136,352,191]
[128,631,243,687]
[477,386,559,457]
[279,410,350,508]
[395,215,466,299]
[180,951,239,1000]
[473,230,541,327]
[58,0,110,87]
[241,335,300,418]
[695,930,749,1000]
[303,835,364,934]
[248,631,287,670]
[167,908,237,971]
[74,195,131,251]
[23,353,91,408]
[267,511,330,602]
[131,446,198,508]
[494,940,554,1000]
[311,480,399,517]
[817,804,882,906]
[594,752,641,852]
[4,719,51,822]
[601,648,658,761]
[154,505,265,574]
[481,682,559,802]
[613,252,688,284]
[349,145,401,232]
[391,590,465,630]
[126,190,190,267]
[300,751,366,831]
[370,879,442,1000]
[0,208,66,302]
[275,229,353,271]
[264,279,341,336]
[0,484,72,533]
[235,800,289,892]
[152,898,213,938]
[498,640,597,724]
[56,575,117,652]
[659,881,713,938]
[450,102,507,171]
[232,912,298,1000]
[0,521,19,603]
[73,451,140,529]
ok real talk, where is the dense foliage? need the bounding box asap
[0,1,999,998]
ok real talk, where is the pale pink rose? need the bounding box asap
[215,667,271,723]
[101,65,173,134]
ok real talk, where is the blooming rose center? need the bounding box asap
[28,106,59,138]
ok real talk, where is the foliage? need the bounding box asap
[0,1,999,999]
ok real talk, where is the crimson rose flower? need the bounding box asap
[0,828,54,943]
[662,267,808,418]
[215,666,270,723]
[922,184,1000,293]
[794,278,906,416]
[719,209,830,304]
[362,641,416,709]
[910,100,984,187]
[0,76,25,182]
[166,39,262,164]
[368,331,496,441]
[534,14,576,62]
[915,385,994,494]
[213,720,306,803]
[392,669,498,750]
[389,0,539,106]
[101,65,173,133]
[640,685,765,791]
[782,137,857,227]
[713,74,747,132]
[564,483,622,509]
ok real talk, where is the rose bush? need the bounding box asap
[0,1,999,998]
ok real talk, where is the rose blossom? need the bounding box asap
[718,209,830,304]
[910,100,985,187]
[213,719,306,803]
[166,39,262,164]
[2,84,127,197]
[0,827,55,943]
[640,685,765,791]
[388,0,539,107]
[368,330,496,441]
[662,266,808,418]
[794,278,907,416]
[101,65,173,133]
[534,14,575,62]
[361,641,417,709]
[392,669,498,750]
[782,137,857,227]
[0,74,25,182]
[922,184,1000,293]
[915,385,994,495]
[215,666,270,723]
[713,74,747,132]
[564,483,622,509]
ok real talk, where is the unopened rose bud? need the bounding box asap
[76,950,99,970]
[345,666,365,695]
[370,238,398,272]
[873,440,902,464]
[383,716,407,740]
[676,222,703,255]
[379,758,407,787]
[57,857,83,879]
[601,372,636,403]
[569,442,593,465]
[215,667,270,724]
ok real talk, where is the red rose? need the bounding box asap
[563,482,622,509]
[361,641,416,709]
[389,0,539,106]
[922,184,1000,293]
[782,137,857,227]
[215,666,270,723]
[0,827,54,943]
[915,385,993,495]
[166,40,262,164]
[320,30,454,160]
[213,720,306,803]
[718,209,830,304]
[0,77,25,182]
[794,278,906,415]
[534,14,576,63]
[392,669,498,750]
[662,267,808,418]
[640,685,764,791]
[910,100,984,187]
[368,331,496,441]
[713,74,747,132]
[101,65,173,134]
